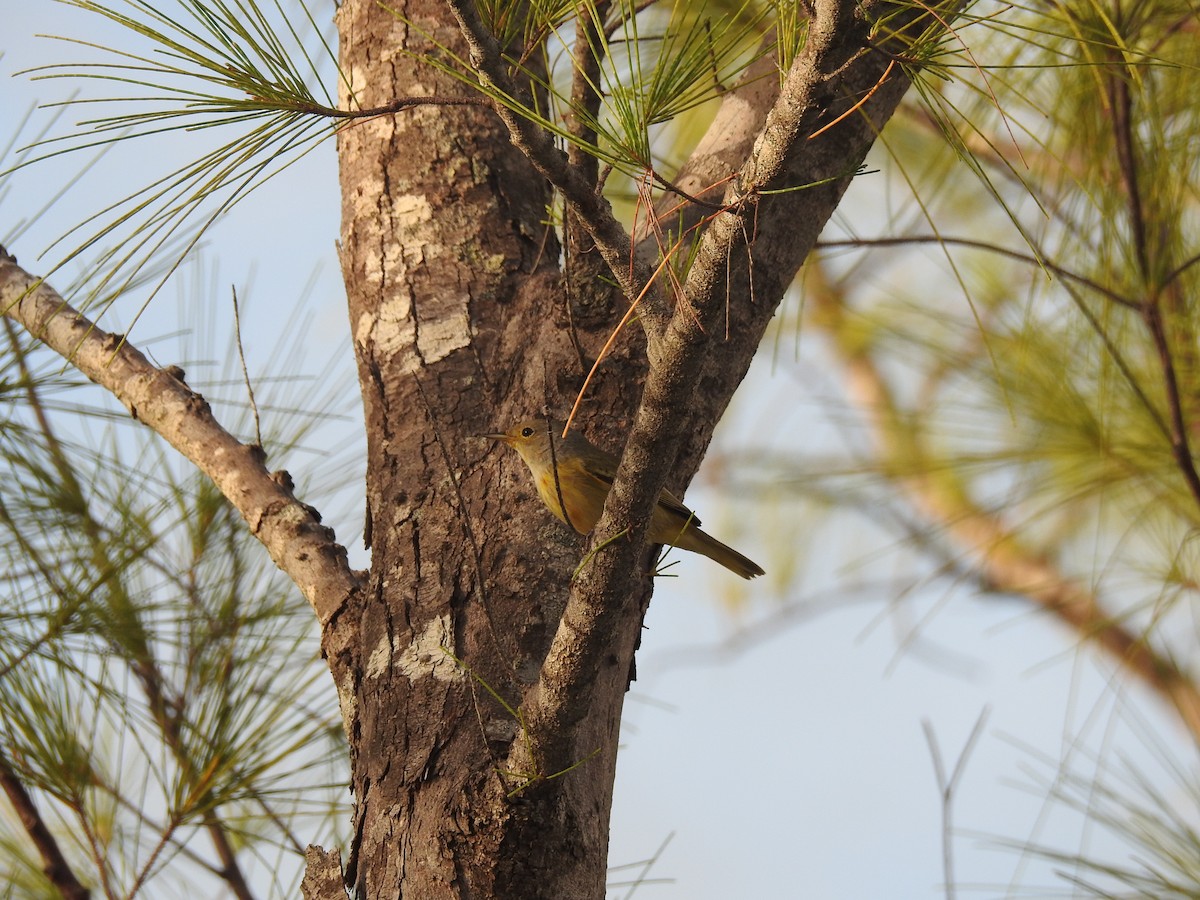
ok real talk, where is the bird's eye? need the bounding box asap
[521,427,534,438]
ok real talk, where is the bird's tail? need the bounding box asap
[675,527,764,580]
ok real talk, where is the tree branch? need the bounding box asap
[810,262,1200,746]
[653,0,935,475]
[444,0,664,345]
[0,246,362,628]
[1141,300,1200,511]
[0,753,90,900]
[514,0,939,776]
[1103,60,1200,514]
[299,95,490,119]
[818,235,1142,310]
[566,2,610,183]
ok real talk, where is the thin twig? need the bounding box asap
[808,59,895,140]
[1141,302,1200,509]
[126,810,186,898]
[567,1,611,180]
[1161,249,1200,288]
[1106,62,1200,511]
[231,285,262,449]
[617,831,675,900]
[816,235,1140,309]
[563,240,686,436]
[922,708,991,900]
[1107,69,1150,278]
[296,95,491,119]
[648,170,726,211]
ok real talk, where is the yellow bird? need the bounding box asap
[487,419,764,579]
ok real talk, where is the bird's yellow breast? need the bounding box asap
[534,458,609,534]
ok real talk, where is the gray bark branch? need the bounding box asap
[0,247,362,628]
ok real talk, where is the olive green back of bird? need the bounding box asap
[488,420,764,579]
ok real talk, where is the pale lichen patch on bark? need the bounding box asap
[365,631,394,679]
[355,303,420,370]
[354,309,375,348]
[416,305,470,364]
[393,193,433,227]
[375,317,419,365]
[348,174,389,262]
[380,240,410,289]
[397,613,462,682]
[335,668,358,741]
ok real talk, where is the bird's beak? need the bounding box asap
[482,432,512,445]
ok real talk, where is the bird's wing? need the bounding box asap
[588,467,701,527]
[658,486,700,526]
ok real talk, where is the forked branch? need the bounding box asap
[501,0,939,776]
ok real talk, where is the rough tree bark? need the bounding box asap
[330,3,649,895]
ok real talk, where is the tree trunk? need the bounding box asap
[331,2,646,895]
